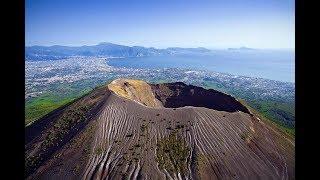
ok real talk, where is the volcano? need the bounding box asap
[25,79,294,180]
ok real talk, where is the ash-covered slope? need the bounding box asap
[25,79,294,180]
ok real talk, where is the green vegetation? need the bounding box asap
[41,105,91,150]
[248,99,295,128]
[73,164,81,174]
[25,154,42,175]
[94,146,103,155]
[239,99,295,137]
[25,99,96,176]
[25,85,107,176]
[70,122,97,175]
[240,130,253,141]
[25,93,75,126]
[25,80,102,126]
[80,123,97,159]
[156,131,190,175]
[193,153,206,177]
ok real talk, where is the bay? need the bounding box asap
[107,50,294,83]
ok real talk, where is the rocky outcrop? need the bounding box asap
[107,79,163,108]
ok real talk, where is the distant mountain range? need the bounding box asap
[25,42,213,61]
[227,46,257,51]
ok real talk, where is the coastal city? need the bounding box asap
[26,56,294,103]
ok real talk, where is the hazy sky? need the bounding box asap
[26,0,295,49]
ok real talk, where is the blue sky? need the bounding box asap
[26,0,295,49]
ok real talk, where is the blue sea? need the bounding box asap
[107,50,295,83]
